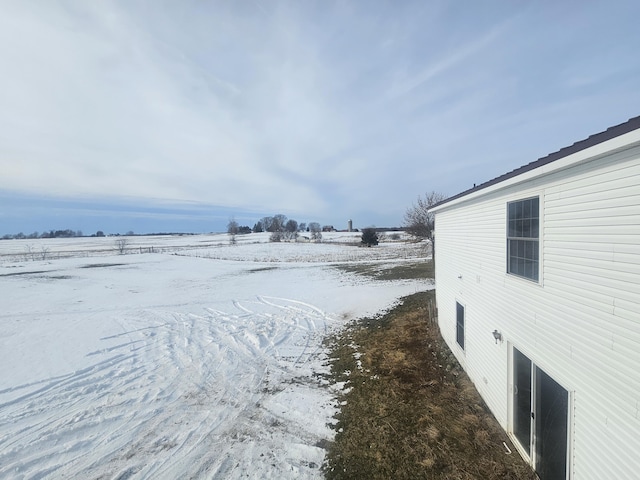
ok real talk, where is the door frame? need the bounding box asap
[507,344,573,479]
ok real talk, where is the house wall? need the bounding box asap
[433,143,640,479]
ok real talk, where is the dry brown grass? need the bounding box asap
[333,261,434,281]
[323,290,537,480]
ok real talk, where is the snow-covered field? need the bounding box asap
[0,233,431,479]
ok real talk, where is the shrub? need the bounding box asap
[361,228,379,247]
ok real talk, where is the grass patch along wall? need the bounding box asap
[322,291,536,480]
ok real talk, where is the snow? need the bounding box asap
[0,233,431,479]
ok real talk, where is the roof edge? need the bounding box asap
[430,115,640,210]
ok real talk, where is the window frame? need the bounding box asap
[506,196,540,282]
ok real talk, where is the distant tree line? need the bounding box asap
[2,229,85,240]
[0,229,156,240]
[227,214,333,243]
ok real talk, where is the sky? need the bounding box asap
[1,0,640,235]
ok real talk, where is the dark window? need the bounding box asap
[456,302,465,350]
[507,197,539,281]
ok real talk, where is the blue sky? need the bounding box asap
[2,1,640,235]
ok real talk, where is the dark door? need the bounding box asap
[513,348,532,456]
[513,349,569,479]
[535,367,568,480]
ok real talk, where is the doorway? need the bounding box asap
[513,348,569,479]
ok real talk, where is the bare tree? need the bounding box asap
[403,191,447,240]
[115,238,129,254]
[260,216,274,232]
[24,244,36,261]
[285,219,298,233]
[283,219,299,241]
[227,217,239,245]
[308,222,322,242]
[271,214,287,232]
[269,231,283,242]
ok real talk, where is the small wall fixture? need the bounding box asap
[492,330,503,344]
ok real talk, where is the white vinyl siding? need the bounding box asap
[432,141,640,479]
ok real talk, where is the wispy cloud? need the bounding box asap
[386,19,511,100]
[1,1,640,234]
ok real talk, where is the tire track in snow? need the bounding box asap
[256,296,331,366]
[0,297,334,479]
